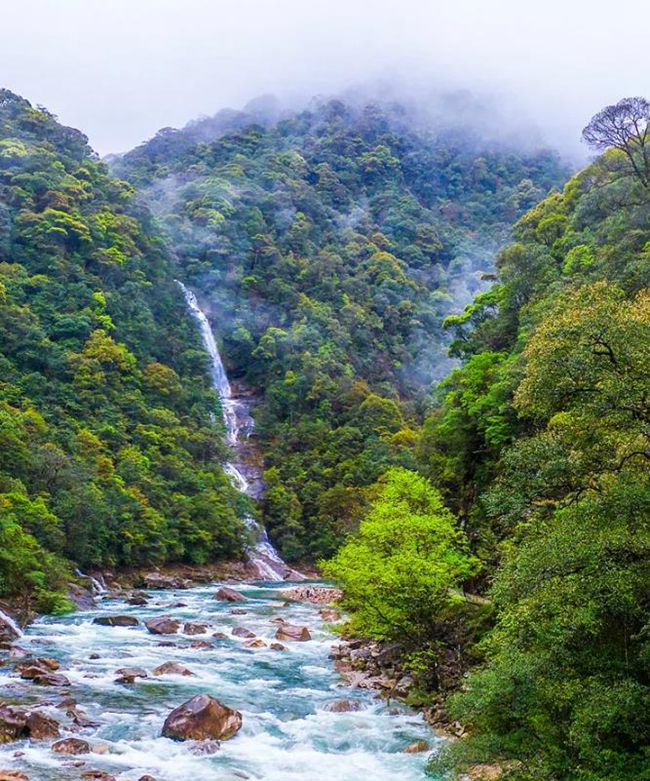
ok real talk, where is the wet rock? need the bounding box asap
[404,741,430,753]
[32,672,70,687]
[275,624,311,642]
[144,573,190,590]
[161,694,242,741]
[0,771,29,781]
[324,699,362,713]
[92,615,139,627]
[137,777,157,781]
[7,648,28,660]
[25,711,60,739]
[319,609,341,622]
[0,706,28,743]
[127,596,149,606]
[115,666,147,684]
[213,587,245,602]
[0,614,21,644]
[232,627,255,639]
[81,771,116,781]
[242,639,266,649]
[270,642,287,651]
[15,658,60,678]
[52,737,91,754]
[89,654,101,660]
[68,707,100,728]
[190,640,212,650]
[230,609,247,615]
[212,632,228,639]
[270,617,285,624]
[153,661,195,677]
[67,583,96,610]
[183,622,208,635]
[144,616,180,635]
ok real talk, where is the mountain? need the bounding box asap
[0,89,246,610]
[114,97,570,560]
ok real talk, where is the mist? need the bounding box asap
[2,0,649,158]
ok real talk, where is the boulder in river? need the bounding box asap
[404,740,430,753]
[243,639,267,649]
[270,642,287,651]
[144,616,180,635]
[25,711,60,739]
[190,640,213,649]
[213,587,245,602]
[15,658,60,678]
[0,706,28,743]
[80,771,116,781]
[32,672,70,687]
[153,661,195,677]
[0,771,29,780]
[183,622,208,635]
[52,737,91,754]
[0,612,21,644]
[324,699,362,713]
[275,624,311,642]
[232,627,255,639]
[92,615,139,627]
[161,694,242,741]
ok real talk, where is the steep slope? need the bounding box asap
[418,142,650,779]
[115,98,570,560]
[0,90,246,610]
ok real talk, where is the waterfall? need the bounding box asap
[178,281,299,581]
[75,569,108,596]
[0,607,23,638]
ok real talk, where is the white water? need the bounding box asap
[0,607,22,637]
[0,584,438,780]
[178,282,294,581]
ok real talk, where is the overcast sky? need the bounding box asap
[2,0,649,157]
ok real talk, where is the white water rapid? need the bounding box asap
[178,282,296,581]
[0,607,23,638]
[0,583,439,780]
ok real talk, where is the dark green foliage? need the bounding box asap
[0,90,246,607]
[422,144,650,779]
[115,99,568,560]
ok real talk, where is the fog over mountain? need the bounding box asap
[2,0,648,156]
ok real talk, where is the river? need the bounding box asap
[0,583,438,780]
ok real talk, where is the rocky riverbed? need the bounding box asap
[0,581,439,781]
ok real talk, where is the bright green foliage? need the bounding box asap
[115,99,568,559]
[0,90,246,608]
[323,467,476,641]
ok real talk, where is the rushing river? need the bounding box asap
[0,583,438,780]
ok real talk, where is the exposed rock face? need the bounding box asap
[67,583,96,610]
[143,573,191,590]
[144,616,180,635]
[231,627,255,639]
[404,740,430,753]
[275,624,311,642]
[214,587,245,602]
[281,586,342,605]
[52,737,91,754]
[92,615,139,627]
[324,699,362,713]
[161,695,242,741]
[25,711,60,739]
[153,662,195,677]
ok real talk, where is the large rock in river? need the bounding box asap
[144,616,180,635]
[0,706,28,743]
[52,737,91,754]
[275,624,311,642]
[213,587,245,602]
[161,694,242,741]
[92,615,139,627]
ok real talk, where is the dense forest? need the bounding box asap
[329,100,650,780]
[114,99,568,560]
[0,89,247,611]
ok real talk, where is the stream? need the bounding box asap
[0,584,438,780]
[0,287,439,779]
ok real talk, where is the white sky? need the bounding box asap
[2,0,649,156]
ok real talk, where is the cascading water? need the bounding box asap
[178,282,297,581]
[0,607,22,638]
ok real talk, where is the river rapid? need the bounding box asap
[0,583,438,780]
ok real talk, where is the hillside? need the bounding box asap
[0,90,246,611]
[114,98,570,560]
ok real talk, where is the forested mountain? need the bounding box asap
[0,90,246,610]
[325,112,650,780]
[114,98,569,560]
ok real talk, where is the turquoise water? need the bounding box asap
[0,582,438,780]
